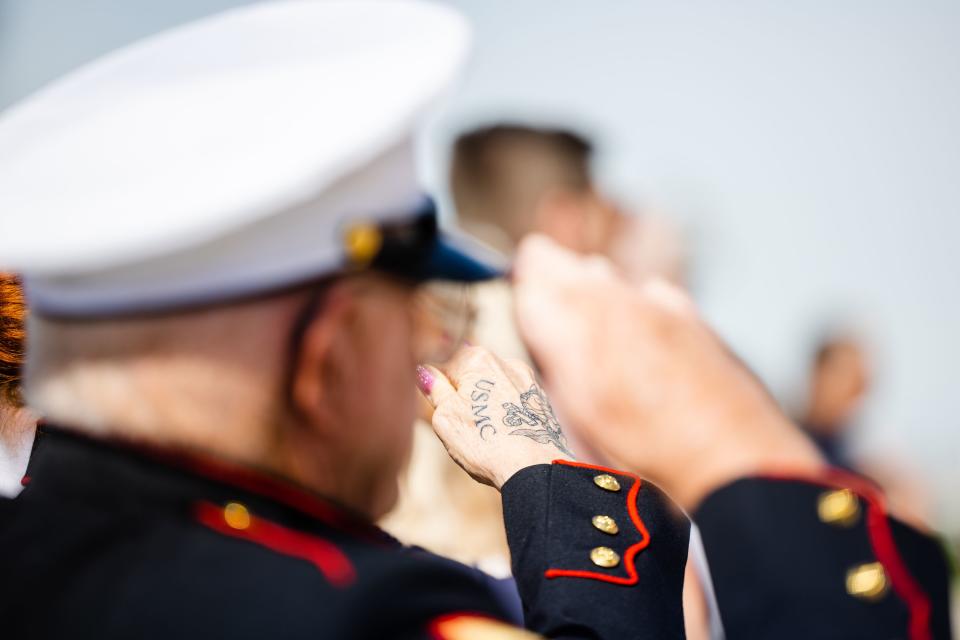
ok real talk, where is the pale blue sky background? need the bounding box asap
[2,0,958,530]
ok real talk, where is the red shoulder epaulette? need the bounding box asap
[194,500,356,588]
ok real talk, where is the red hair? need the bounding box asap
[0,274,27,407]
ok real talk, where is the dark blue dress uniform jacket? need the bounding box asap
[0,428,689,639]
[694,474,954,640]
[0,427,952,638]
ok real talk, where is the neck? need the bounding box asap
[0,403,36,450]
[32,374,387,521]
[273,425,393,521]
[804,397,849,434]
[32,363,280,459]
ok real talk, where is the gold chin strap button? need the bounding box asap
[590,546,620,568]
[818,489,861,527]
[846,562,888,601]
[343,223,382,266]
[593,474,621,492]
[592,515,619,535]
[223,502,251,531]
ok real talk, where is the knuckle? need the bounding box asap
[504,357,534,377]
[433,399,465,426]
[460,345,495,369]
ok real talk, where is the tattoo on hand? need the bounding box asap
[470,379,497,440]
[502,384,574,457]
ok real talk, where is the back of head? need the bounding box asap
[0,0,501,519]
[450,124,593,249]
[24,291,303,446]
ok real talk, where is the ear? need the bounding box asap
[290,284,360,433]
[533,188,589,252]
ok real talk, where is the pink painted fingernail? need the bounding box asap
[415,365,434,395]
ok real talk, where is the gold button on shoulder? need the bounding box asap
[223,502,251,530]
[592,515,619,535]
[846,562,888,601]
[593,474,621,492]
[590,546,620,568]
[818,489,861,527]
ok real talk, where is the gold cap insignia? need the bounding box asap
[343,223,382,266]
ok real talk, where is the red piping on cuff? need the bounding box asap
[194,501,356,588]
[760,468,932,640]
[543,459,651,586]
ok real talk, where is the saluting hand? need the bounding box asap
[512,234,824,510]
[416,346,575,490]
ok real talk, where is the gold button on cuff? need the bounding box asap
[846,562,888,601]
[593,474,621,492]
[592,515,619,535]
[343,223,382,266]
[818,489,861,527]
[223,502,251,531]
[590,546,620,568]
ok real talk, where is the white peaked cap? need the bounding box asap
[0,0,503,317]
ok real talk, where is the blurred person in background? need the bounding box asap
[800,331,871,471]
[0,274,38,497]
[800,330,934,530]
[450,124,608,255]
[450,123,687,287]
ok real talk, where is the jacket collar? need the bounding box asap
[29,425,395,546]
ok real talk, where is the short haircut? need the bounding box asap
[0,274,26,408]
[450,124,594,241]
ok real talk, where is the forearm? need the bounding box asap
[693,472,953,640]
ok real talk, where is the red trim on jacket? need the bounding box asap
[194,500,356,587]
[760,468,932,640]
[543,459,651,586]
[174,453,385,543]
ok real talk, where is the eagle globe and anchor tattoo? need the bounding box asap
[469,378,574,457]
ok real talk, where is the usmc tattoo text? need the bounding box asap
[470,379,497,440]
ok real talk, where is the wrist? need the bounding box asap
[494,453,575,490]
[660,421,826,511]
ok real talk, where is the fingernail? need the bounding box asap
[415,365,434,395]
